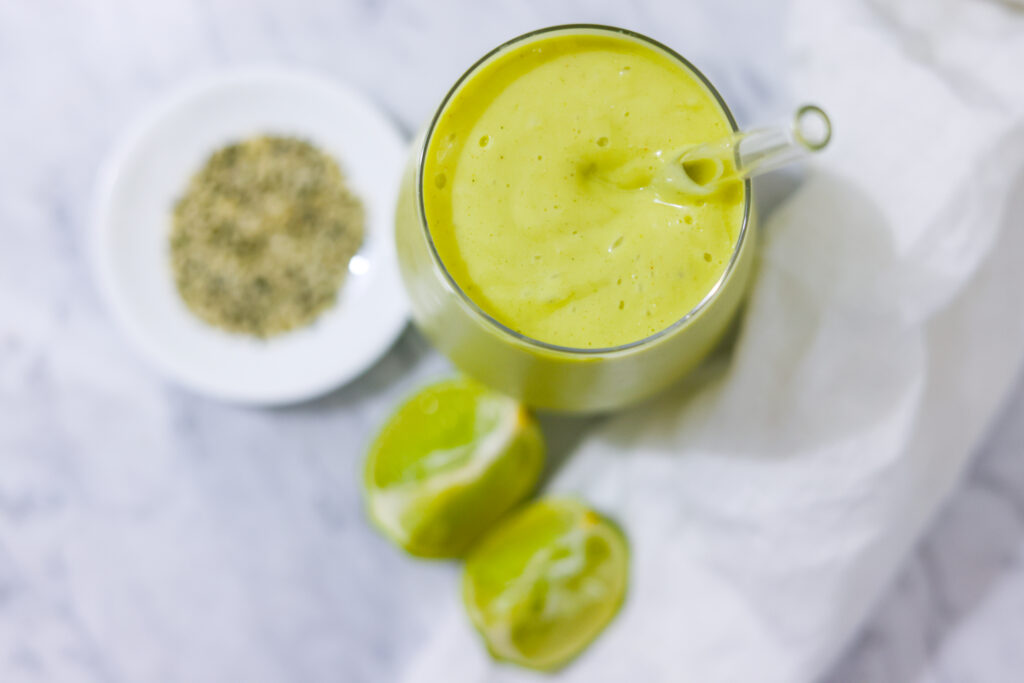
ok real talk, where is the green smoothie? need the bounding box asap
[423,32,745,349]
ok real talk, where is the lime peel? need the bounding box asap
[369,400,528,545]
[463,498,629,671]
[364,377,544,557]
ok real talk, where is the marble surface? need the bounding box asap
[0,1,1021,681]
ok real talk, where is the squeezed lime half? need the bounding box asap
[363,377,544,557]
[463,498,628,671]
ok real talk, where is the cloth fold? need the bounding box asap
[404,1,1024,681]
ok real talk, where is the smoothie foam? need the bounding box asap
[424,32,745,349]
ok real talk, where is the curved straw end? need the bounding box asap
[793,104,832,151]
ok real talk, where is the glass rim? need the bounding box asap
[415,24,752,356]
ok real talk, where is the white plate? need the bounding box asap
[93,68,409,405]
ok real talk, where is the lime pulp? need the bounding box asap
[363,377,544,557]
[463,498,628,670]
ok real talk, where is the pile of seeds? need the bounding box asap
[170,135,364,338]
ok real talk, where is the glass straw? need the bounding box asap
[659,104,832,195]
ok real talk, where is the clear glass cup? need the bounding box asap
[395,25,756,413]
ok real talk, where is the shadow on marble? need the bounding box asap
[753,166,804,220]
[535,411,605,487]
[277,323,435,414]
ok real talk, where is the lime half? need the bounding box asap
[364,377,544,557]
[463,498,628,671]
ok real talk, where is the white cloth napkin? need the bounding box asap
[404,1,1024,681]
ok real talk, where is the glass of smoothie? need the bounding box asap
[395,25,823,412]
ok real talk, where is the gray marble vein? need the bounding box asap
[0,1,1021,681]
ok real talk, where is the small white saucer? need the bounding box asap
[93,68,409,405]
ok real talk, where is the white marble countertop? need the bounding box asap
[1,1,1022,681]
